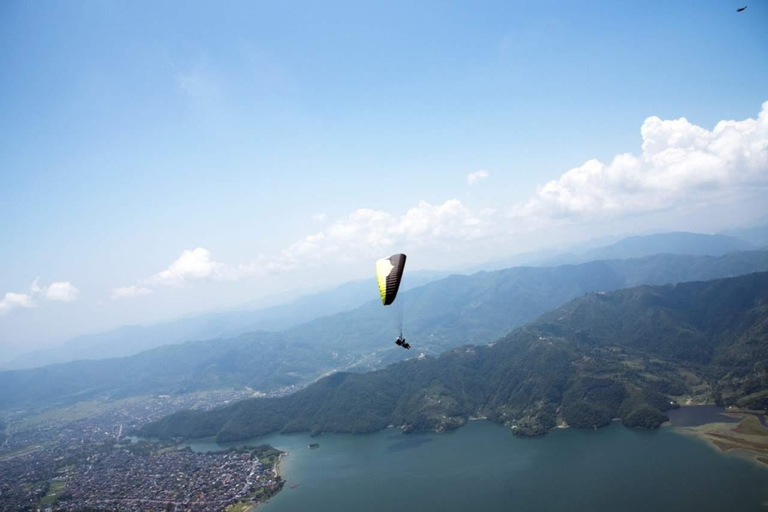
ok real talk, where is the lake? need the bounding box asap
[186,419,768,512]
[666,404,742,427]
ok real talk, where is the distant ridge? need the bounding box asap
[539,232,754,266]
[11,232,751,370]
[720,223,768,248]
[8,271,447,370]
[2,250,768,411]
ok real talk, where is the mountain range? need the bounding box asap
[536,231,755,267]
[7,271,447,370]
[462,231,756,272]
[720,224,768,249]
[9,230,757,371]
[2,250,768,411]
[140,271,768,442]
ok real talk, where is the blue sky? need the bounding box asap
[1,0,767,356]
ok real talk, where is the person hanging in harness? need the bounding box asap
[376,254,412,350]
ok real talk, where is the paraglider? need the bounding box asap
[737,6,747,12]
[375,253,409,349]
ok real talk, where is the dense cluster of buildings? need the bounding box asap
[59,445,282,512]
[0,440,76,510]
[1,441,282,512]
[0,390,255,457]
[0,391,284,512]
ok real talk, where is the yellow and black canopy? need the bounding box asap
[375,253,406,306]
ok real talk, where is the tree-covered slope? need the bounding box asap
[282,250,768,363]
[532,272,768,405]
[2,251,768,411]
[139,272,768,442]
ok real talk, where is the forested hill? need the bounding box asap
[309,250,768,356]
[139,272,768,442]
[3,251,768,411]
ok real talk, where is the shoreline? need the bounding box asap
[672,413,768,468]
[234,450,287,512]
[275,451,284,479]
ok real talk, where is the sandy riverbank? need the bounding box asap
[676,413,768,467]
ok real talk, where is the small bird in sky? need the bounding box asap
[736,5,747,12]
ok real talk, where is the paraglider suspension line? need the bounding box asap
[393,295,404,338]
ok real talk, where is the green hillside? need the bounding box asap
[140,272,768,442]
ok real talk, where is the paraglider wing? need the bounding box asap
[375,253,406,306]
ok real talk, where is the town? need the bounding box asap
[0,390,287,512]
[1,439,283,512]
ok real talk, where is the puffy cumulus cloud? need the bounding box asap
[516,102,768,221]
[241,102,767,276]
[114,103,768,294]
[44,282,80,302]
[467,170,490,185]
[111,286,153,300]
[149,248,228,286]
[115,248,243,296]
[393,200,489,242]
[279,200,492,267]
[0,292,35,315]
[0,278,80,314]
[208,201,493,282]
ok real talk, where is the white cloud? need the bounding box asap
[235,103,768,277]
[116,248,240,295]
[272,199,493,271]
[515,102,768,222]
[150,248,228,286]
[127,200,492,291]
[45,282,80,302]
[467,170,490,185]
[0,292,35,315]
[0,279,81,314]
[111,286,153,300]
[117,102,768,293]
[30,278,42,295]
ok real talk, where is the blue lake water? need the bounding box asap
[186,419,768,512]
[666,405,742,427]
